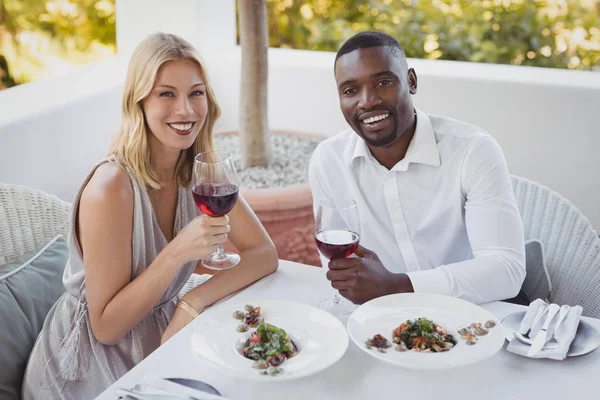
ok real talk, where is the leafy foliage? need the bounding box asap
[265,0,600,71]
[2,0,598,90]
[0,0,116,88]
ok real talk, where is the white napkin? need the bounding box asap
[179,273,213,298]
[507,298,583,360]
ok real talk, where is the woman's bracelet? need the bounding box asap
[176,299,200,319]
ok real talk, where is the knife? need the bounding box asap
[116,387,188,399]
[141,376,231,400]
[527,303,560,356]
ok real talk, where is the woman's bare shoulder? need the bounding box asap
[80,161,134,213]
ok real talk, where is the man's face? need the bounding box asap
[335,46,417,148]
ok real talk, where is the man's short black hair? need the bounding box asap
[335,31,407,68]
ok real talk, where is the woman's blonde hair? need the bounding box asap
[109,32,221,189]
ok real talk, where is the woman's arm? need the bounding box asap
[81,163,226,345]
[180,195,278,313]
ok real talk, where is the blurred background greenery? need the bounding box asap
[1,0,599,90]
[0,0,116,89]
[264,0,600,70]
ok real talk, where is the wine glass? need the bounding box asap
[315,197,361,316]
[192,150,240,270]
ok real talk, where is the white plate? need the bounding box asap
[347,293,505,370]
[501,311,600,357]
[190,300,349,381]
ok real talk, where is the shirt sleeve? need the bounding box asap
[308,145,332,269]
[406,135,526,304]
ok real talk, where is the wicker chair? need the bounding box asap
[0,182,209,296]
[0,183,71,266]
[511,175,600,318]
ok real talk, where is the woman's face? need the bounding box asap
[142,59,208,155]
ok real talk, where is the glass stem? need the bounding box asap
[333,292,342,304]
[213,243,227,261]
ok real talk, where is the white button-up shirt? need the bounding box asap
[309,108,526,304]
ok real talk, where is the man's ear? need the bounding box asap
[408,68,418,95]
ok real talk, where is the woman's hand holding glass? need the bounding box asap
[192,151,241,269]
[170,214,230,265]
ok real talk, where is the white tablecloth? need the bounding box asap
[97,260,600,400]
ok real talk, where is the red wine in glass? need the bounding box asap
[315,229,359,260]
[192,183,239,217]
[315,197,361,316]
[193,150,240,270]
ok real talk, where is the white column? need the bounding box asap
[115,0,237,60]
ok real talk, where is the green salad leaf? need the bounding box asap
[244,321,295,361]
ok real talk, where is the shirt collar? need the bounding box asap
[351,107,441,171]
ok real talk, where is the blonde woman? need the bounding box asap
[22,33,278,399]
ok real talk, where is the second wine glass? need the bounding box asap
[192,150,240,270]
[315,197,361,316]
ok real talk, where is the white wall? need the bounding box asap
[0,71,122,201]
[1,0,599,229]
[115,0,236,60]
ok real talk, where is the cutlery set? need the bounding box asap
[116,376,230,400]
[512,304,572,356]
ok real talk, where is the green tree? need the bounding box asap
[264,0,600,71]
[0,0,115,88]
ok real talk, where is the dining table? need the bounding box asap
[96,259,600,400]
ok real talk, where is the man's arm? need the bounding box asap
[406,135,526,304]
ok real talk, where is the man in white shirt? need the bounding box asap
[309,31,526,305]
